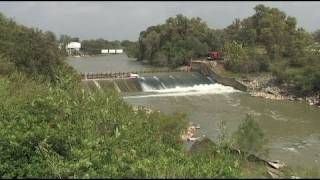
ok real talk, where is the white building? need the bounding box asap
[115,49,123,54]
[66,42,81,55]
[109,49,116,54]
[100,49,123,54]
[101,49,109,54]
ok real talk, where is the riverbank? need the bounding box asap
[235,73,320,107]
[210,63,320,108]
[131,105,309,178]
[188,137,294,178]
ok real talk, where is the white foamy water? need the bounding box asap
[124,83,240,99]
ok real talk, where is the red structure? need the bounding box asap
[207,51,222,60]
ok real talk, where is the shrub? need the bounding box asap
[232,114,268,158]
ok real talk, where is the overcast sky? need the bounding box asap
[0,1,320,41]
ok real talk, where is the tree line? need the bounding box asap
[58,35,138,57]
[136,4,320,95]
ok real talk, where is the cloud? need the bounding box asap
[0,1,320,41]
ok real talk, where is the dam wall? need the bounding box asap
[191,61,247,92]
[81,61,247,93]
[81,78,142,93]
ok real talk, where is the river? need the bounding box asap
[67,54,320,171]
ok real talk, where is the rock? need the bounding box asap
[265,87,275,94]
[268,170,279,178]
[267,166,282,178]
[288,96,295,101]
[267,160,286,169]
[238,73,320,107]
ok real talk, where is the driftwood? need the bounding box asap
[267,160,286,169]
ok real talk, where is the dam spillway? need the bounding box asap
[81,71,240,98]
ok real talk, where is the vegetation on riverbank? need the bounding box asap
[136,4,320,97]
[137,14,219,68]
[0,11,275,178]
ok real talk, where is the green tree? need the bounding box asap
[233,114,268,157]
[223,19,242,43]
[313,29,320,43]
[0,12,65,82]
[223,41,261,73]
[207,29,225,51]
[137,14,212,67]
[142,30,160,60]
[121,40,139,57]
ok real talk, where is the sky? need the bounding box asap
[0,1,320,41]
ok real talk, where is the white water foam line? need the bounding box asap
[169,75,175,80]
[124,83,241,99]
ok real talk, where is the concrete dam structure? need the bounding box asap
[81,61,246,93]
[81,78,142,93]
[81,70,242,98]
[190,60,247,92]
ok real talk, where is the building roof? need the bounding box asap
[66,42,81,49]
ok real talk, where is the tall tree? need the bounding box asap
[138,14,212,67]
[313,29,320,43]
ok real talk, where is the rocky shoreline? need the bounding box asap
[235,74,320,107]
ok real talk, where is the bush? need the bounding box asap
[232,114,268,158]
[271,54,320,95]
[223,41,262,73]
[0,72,246,178]
[0,57,15,76]
[0,12,64,82]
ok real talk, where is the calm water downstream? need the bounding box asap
[67,54,320,171]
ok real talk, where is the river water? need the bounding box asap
[67,54,320,171]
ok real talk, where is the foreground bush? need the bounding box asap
[0,72,244,178]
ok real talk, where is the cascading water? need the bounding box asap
[124,72,240,98]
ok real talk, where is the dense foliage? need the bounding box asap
[0,72,248,178]
[222,4,315,74]
[220,5,320,95]
[0,12,248,178]
[121,40,139,58]
[0,13,67,82]
[313,30,320,43]
[137,14,222,67]
[233,114,268,158]
[136,5,320,95]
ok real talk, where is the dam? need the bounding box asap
[68,54,320,171]
[79,58,246,93]
[81,71,239,95]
